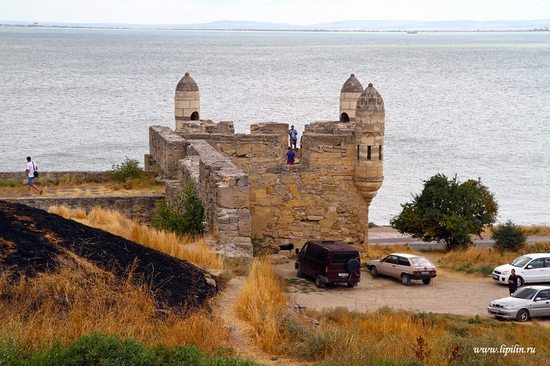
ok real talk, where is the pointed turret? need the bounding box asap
[175,72,200,130]
[354,83,384,205]
[339,74,363,123]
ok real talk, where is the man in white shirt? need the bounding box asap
[25,156,42,195]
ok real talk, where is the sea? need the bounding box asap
[1,27,549,226]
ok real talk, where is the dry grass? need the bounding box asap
[0,256,233,357]
[481,225,550,237]
[47,205,224,271]
[235,257,289,353]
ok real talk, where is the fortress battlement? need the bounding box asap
[147,73,385,257]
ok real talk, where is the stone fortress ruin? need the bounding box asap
[146,73,385,257]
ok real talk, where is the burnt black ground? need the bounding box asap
[0,200,218,310]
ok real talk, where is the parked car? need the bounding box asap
[487,286,550,322]
[492,253,550,287]
[295,240,361,288]
[366,253,437,286]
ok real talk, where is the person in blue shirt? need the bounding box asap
[286,147,296,165]
[288,125,298,149]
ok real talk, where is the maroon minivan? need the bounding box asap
[295,240,361,288]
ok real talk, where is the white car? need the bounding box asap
[492,253,550,287]
[366,253,437,286]
[488,286,550,322]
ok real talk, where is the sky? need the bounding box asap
[1,0,549,25]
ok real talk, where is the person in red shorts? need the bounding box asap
[286,147,295,165]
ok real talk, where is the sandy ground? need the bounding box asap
[273,259,506,317]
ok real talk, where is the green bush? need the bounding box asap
[491,220,527,252]
[107,157,144,183]
[5,332,260,365]
[152,181,205,237]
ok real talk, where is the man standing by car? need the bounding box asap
[508,268,518,295]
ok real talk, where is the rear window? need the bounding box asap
[331,253,356,264]
[411,257,433,267]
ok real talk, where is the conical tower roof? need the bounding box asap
[341,74,363,93]
[176,72,199,92]
[356,83,384,111]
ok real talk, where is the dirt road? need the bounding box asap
[273,259,509,317]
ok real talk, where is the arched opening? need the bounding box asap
[340,113,350,123]
[190,111,200,120]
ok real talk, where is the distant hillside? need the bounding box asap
[2,19,549,31]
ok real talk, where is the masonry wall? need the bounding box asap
[148,126,253,257]
[6,195,163,223]
[148,118,374,255]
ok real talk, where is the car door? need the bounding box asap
[530,289,550,317]
[395,256,411,277]
[378,255,398,276]
[544,258,550,282]
[523,258,546,283]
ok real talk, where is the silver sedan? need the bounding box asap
[487,286,550,322]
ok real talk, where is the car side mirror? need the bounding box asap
[527,265,533,269]
[295,248,300,255]
[535,297,541,301]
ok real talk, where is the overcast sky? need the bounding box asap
[1,0,549,25]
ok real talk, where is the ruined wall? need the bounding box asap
[148,126,253,257]
[147,126,186,179]
[9,195,163,223]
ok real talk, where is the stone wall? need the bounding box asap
[0,171,108,183]
[147,126,186,179]
[149,120,373,252]
[148,126,253,257]
[6,195,163,223]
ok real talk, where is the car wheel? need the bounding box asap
[370,266,379,277]
[296,264,304,278]
[401,274,411,286]
[346,258,361,273]
[422,278,432,285]
[517,276,524,287]
[315,275,325,288]
[516,309,530,322]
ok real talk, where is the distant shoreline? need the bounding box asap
[1,24,549,33]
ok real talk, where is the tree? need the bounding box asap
[390,174,498,251]
[151,181,205,237]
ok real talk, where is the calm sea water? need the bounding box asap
[1,27,549,226]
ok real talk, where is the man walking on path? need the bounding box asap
[288,125,298,150]
[25,156,42,195]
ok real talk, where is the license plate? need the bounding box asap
[338,273,349,277]
[492,274,499,280]
[489,309,500,315]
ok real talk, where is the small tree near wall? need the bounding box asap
[152,181,205,237]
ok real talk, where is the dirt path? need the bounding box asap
[214,276,312,366]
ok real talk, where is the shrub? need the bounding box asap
[152,181,205,237]
[107,157,144,183]
[491,220,527,252]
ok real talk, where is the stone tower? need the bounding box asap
[354,83,385,206]
[339,74,363,123]
[174,72,200,130]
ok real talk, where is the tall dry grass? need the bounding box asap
[235,257,289,353]
[0,255,233,357]
[48,205,224,271]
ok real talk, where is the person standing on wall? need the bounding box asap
[286,147,296,165]
[288,125,298,150]
[508,268,518,295]
[25,156,42,195]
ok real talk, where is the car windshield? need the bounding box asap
[511,288,538,299]
[410,257,433,267]
[510,256,533,268]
